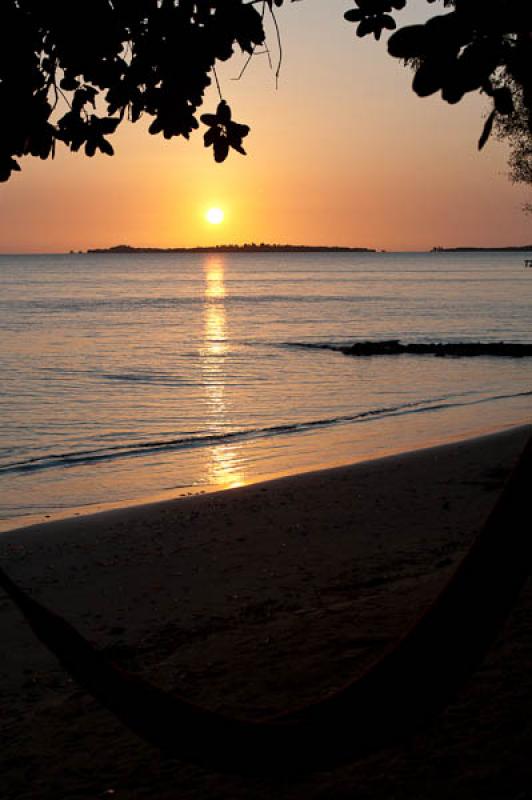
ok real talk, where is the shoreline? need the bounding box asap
[1,424,532,798]
[2,421,529,536]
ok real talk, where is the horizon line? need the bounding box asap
[1,242,532,256]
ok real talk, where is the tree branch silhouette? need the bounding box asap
[0,1,530,183]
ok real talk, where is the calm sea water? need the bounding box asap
[1,251,531,530]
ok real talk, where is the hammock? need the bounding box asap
[1,436,531,775]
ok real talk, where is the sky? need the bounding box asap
[0,0,530,253]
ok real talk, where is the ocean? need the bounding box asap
[1,250,531,531]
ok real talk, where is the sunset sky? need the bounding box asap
[0,0,530,254]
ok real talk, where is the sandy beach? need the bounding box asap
[1,425,532,799]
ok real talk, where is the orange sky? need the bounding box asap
[0,0,530,253]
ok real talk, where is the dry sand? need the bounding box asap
[1,426,531,800]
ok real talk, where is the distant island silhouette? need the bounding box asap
[82,244,532,255]
[86,243,376,254]
[432,245,532,252]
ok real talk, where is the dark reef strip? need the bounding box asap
[294,340,532,358]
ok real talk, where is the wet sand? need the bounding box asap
[1,425,531,799]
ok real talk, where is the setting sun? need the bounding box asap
[206,207,224,225]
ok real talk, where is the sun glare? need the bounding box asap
[206,207,224,225]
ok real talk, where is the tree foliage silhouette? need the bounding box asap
[1,0,530,183]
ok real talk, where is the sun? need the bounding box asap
[206,207,224,225]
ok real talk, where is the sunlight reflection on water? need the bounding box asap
[201,257,245,489]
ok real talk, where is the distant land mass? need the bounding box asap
[85,243,376,254]
[432,245,532,252]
